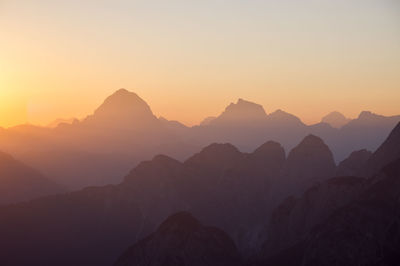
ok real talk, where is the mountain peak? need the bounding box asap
[184,143,243,173]
[321,111,350,128]
[299,134,326,147]
[267,109,303,126]
[98,89,148,112]
[231,98,265,112]
[284,134,336,189]
[190,143,241,158]
[253,141,285,157]
[86,89,158,126]
[357,111,383,120]
[114,88,130,95]
[211,99,267,125]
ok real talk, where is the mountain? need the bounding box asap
[209,99,267,126]
[321,111,350,128]
[83,88,159,128]
[0,89,194,189]
[0,151,64,205]
[1,89,399,190]
[333,111,400,161]
[0,138,289,265]
[261,176,366,259]
[114,212,243,266]
[336,149,372,176]
[1,122,399,265]
[266,109,304,127]
[256,121,400,266]
[262,158,400,266]
[363,122,400,177]
[280,135,336,196]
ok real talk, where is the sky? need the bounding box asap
[0,0,399,127]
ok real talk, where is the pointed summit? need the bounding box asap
[85,89,158,127]
[321,111,350,128]
[94,89,154,118]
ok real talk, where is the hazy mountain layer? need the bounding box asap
[0,89,398,190]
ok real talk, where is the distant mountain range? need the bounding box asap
[0,89,399,193]
[0,120,399,266]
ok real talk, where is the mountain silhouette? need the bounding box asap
[114,212,243,266]
[266,109,304,127]
[257,121,400,266]
[321,111,350,128]
[84,88,159,128]
[0,151,64,205]
[0,136,300,265]
[280,135,336,196]
[209,99,267,126]
[261,158,400,266]
[0,89,399,191]
[0,121,399,265]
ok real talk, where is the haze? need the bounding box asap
[1,0,400,127]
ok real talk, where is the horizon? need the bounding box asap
[1,0,400,127]
[0,88,396,129]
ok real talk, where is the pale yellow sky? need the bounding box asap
[0,0,399,128]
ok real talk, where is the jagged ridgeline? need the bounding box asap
[0,121,399,266]
[0,89,399,193]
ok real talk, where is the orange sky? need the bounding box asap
[1,0,399,128]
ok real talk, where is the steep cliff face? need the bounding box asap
[114,212,243,266]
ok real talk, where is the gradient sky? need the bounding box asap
[1,0,399,127]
